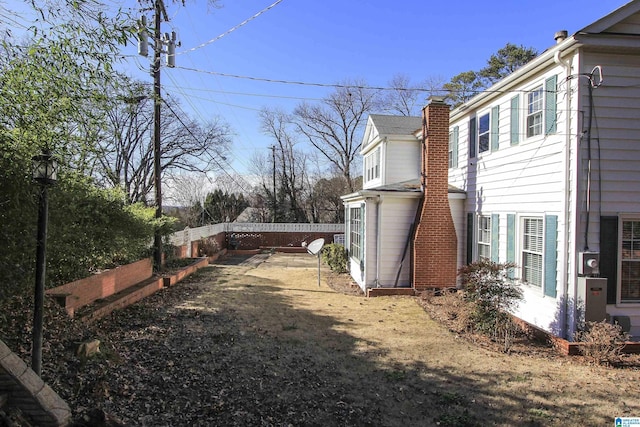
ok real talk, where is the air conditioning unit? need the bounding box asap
[577,277,608,325]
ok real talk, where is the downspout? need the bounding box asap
[408,116,428,289]
[375,195,382,288]
[554,49,573,339]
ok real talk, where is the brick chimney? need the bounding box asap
[412,97,458,290]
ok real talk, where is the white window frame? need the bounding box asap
[520,216,544,288]
[349,207,362,261]
[448,131,454,168]
[619,218,640,303]
[477,215,491,260]
[478,112,490,153]
[364,146,381,183]
[526,85,544,138]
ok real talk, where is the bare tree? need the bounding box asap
[381,74,449,116]
[260,107,309,222]
[293,80,378,193]
[95,79,232,204]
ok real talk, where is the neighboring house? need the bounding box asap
[343,0,640,340]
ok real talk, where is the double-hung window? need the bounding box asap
[521,217,543,287]
[526,86,544,137]
[478,113,490,153]
[478,215,491,260]
[349,207,362,260]
[364,147,380,183]
[621,220,640,302]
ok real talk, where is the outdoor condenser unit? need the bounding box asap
[577,277,608,324]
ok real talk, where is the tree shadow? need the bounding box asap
[69,263,634,427]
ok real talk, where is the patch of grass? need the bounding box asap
[528,407,553,420]
[282,323,298,331]
[384,369,407,381]
[435,410,477,427]
[435,390,466,405]
[507,373,531,383]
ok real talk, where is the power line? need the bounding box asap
[173,65,575,97]
[177,0,284,56]
[161,97,254,193]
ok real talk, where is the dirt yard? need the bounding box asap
[24,253,640,425]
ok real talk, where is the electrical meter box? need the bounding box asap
[577,277,608,324]
[578,252,600,276]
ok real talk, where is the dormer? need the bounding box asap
[360,115,422,190]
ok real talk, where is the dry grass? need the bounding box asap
[10,252,638,426]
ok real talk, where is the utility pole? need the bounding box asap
[139,0,174,269]
[152,0,166,269]
[271,145,276,223]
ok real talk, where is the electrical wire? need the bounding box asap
[177,0,284,56]
[161,96,254,193]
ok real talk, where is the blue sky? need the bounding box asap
[7,0,630,180]
[125,0,624,178]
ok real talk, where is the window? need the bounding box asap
[621,220,640,302]
[522,217,543,287]
[349,207,362,260]
[478,113,490,153]
[364,147,380,183]
[477,215,491,260]
[526,86,544,137]
[448,131,454,168]
[449,126,459,168]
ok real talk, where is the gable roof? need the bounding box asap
[368,114,422,136]
[579,0,640,34]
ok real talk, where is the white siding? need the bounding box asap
[384,139,421,185]
[377,198,419,287]
[449,61,573,334]
[580,52,640,218]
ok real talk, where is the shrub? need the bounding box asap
[457,259,523,351]
[321,243,347,273]
[198,237,221,257]
[574,320,630,365]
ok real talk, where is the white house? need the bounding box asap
[343,0,640,340]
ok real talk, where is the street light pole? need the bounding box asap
[31,151,57,377]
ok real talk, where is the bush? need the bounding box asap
[198,237,221,257]
[574,320,630,365]
[457,259,523,352]
[321,243,347,273]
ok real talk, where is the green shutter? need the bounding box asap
[544,215,558,298]
[452,126,459,168]
[545,75,557,135]
[510,95,520,145]
[506,214,515,278]
[360,204,365,271]
[468,117,476,158]
[466,213,474,264]
[600,216,619,304]
[491,213,499,262]
[491,106,500,152]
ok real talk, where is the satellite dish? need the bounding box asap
[306,238,325,255]
[305,238,325,288]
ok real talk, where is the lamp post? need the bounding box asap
[31,150,57,377]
